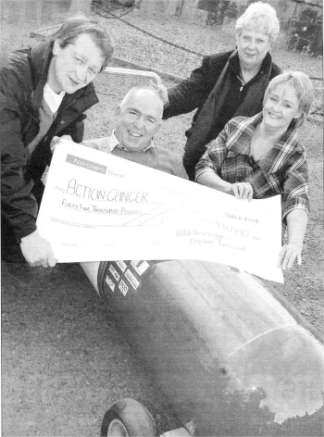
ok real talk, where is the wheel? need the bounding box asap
[100,398,158,437]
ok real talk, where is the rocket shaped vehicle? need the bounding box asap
[81,259,324,437]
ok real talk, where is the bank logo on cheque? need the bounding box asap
[66,154,106,175]
[66,154,126,179]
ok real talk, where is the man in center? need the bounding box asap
[81,86,186,177]
[60,85,187,287]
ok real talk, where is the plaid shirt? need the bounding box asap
[195,113,309,224]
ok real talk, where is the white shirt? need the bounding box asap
[43,83,65,114]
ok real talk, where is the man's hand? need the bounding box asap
[50,135,73,153]
[20,231,57,268]
[231,182,253,201]
[277,243,302,270]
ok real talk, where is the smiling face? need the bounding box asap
[115,89,162,152]
[48,33,104,94]
[237,27,272,71]
[262,82,301,131]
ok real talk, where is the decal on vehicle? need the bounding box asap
[125,269,140,290]
[105,275,115,292]
[118,280,129,296]
[109,264,120,281]
[130,260,150,276]
[116,260,127,273]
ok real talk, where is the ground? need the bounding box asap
[1,2,323,436]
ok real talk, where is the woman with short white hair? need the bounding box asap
[235,2,280,43]
[195,71,313,270]
[163,1,282,180]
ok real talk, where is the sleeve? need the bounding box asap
[66,114,87,143]
[0,68,38,241]
[282,152,310,223]
[163,56,220,120]
[174,156,189,180]
[195,125,229,181]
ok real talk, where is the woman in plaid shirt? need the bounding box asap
[195,71,313,271]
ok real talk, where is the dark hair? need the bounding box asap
[50,16,114,70]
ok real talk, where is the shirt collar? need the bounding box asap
[109,130,120,151]
[229,49,272,78]
[229,113,262,156]
[110,129,155,152]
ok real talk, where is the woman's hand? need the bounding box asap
[149,81,168,106]
[196,172,253,200]
[277,243,302,270]
[231,182,253,201]
[278,210,308,271]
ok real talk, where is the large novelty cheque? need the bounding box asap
[37,141,283,282]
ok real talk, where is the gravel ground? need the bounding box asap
[1,1,322,112]
[1,262,180,436]
[91,2,323,117]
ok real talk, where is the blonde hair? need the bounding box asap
[263,71,314,128]
[235,2,280,43]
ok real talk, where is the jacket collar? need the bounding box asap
[29,41,54,110]
[229,49,273,79]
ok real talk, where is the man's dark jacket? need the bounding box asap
[163,50,281,180]
[1,41,99,241]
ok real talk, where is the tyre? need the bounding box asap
[101,398,158,437]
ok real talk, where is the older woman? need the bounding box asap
[163,2,281,180]
[195,71,313,271]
